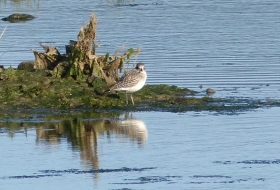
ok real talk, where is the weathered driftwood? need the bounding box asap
[27,13,140,87]
[32,43,61,70]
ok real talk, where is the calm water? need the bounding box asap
[1,109,280,189]
[1,0,280,189]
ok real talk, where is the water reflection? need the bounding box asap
[105,113,148,147]
[0,112,147,181]
[0,0,39,11]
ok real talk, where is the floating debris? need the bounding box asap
[1,14,35,23]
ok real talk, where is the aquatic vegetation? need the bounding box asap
[0,68,191,110]
[1,66,280,113]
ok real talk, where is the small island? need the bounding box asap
[1,13,279,113]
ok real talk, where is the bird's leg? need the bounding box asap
[131,94,134,105]
[125,91,128,104]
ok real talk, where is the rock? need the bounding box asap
[65,40,77,54]
[87,74,96,86]
[1,14,35,23]
[206,88,216,95]
[17,61,34,70]
[0,65,4,72]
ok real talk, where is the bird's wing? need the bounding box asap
[120,69,136,80]
[120,70,140,87]
[110,69,140,90]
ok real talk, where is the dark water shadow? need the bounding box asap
[1,167,156,180]
[111,175,182,184]
[214,159,280,165]
[188,175,265,184]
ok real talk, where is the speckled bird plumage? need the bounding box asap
[110,63,147,104]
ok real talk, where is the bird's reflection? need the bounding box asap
[105,113,148,147]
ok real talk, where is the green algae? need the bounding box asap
[1,68,280,114]
[0,68,195,110]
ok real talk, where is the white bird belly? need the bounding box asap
[120,79,146,93]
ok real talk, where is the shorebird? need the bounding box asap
[109,63,147,105]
